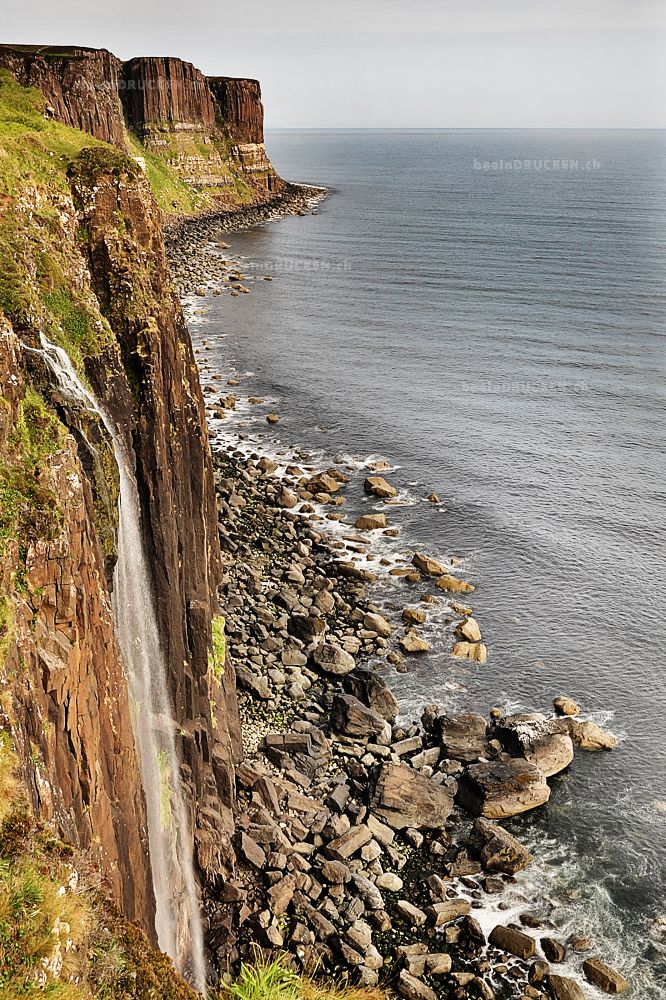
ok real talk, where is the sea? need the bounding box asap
[190,129,666,997]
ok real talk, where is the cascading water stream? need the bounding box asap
[30,335,207,994]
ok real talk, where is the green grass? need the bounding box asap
[0,736,200,1000]
[219,958,388,1000]
[221,957,300,1000]
[0,739,88,999]
[0,71,119,365]
[0,388,66,559]
[124,129,208,216]
[0,69,104,195]
[0,598,13,673]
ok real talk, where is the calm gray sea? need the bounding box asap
[197,130,666,997]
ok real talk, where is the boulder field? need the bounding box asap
[198,440,625,997]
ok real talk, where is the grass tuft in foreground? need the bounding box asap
[219,956,388,1000]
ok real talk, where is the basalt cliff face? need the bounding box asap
[208,77,264,144]
[0,67,241,987]
[0,44,284,214]
[121,56,282,201]
[0,44,126,146]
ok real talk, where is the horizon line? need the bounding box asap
[266,125,666,132]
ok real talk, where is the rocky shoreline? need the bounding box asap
[165,182,328,296]
[188,387,626,999]
[168,208,629,997]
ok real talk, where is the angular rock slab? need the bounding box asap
[468,816,533,874]
[496,714,574,777]
[489,923,536,959]
[583,956,629,994]
[545,974,586,1000]
[313,642,356,675]
[342,665,399,722]
[330,693,390,740]
[568,719,618,751]
[457,758,551,818]
[426,711,488,763]
[371,762,454,830]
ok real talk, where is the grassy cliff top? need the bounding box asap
[0,69,107,194]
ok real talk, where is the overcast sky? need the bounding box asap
[2,0,665,127]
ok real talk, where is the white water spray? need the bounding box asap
[32,336,207,993]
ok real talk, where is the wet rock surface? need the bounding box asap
[196,433,625,996]
[165,183,328,296]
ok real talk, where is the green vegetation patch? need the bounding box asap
[0,69,104,195]
[209,615,226,681]
[124,130,207,216]
[219,957,387,1000]
[0,387,66,559]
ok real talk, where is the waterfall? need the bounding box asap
[32,336,207,994]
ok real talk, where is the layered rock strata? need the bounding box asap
[0,45,284,205]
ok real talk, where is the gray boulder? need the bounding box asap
[467,817,533,874]
[425,711,488,762]
[457,758,551,818]
[496,714,574,777]
[331,693,390,740]
[313,642,356,675]
[372,762,454,830]
[342,666,399,721]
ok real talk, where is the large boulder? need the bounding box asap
[371,762,454,830]
[489,924,536,960]
[364,475,397,498]
[496,714,574,777]
[288,613,326,645]
[308,471,341,493]
[363,611,392,637]
[235,664,271,700]
[544,975,586,1000]
[435,573,475,593]
[355,512,387,530]
[457,759,551,818]
[424,711,488,763]
[397,970,436,1000]
[312,642,356,675]
[412,552,447,576]
[582,957,629,994]
[399,631,430,654]
[451,640,488,663]
[342,666,399,721]
[456,616,482,642]
[427,898,471,925]
[467,817,533,874]
[567,719,618,751]
[553,695,580,716]
[330,693,390,740]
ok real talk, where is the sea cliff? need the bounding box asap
[0,46,630,1000]
[0,65,239,992]
[0,43,284,215]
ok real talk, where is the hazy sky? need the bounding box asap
[2,0,665,127]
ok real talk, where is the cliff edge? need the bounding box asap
[0,44,284,217]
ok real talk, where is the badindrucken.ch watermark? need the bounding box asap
[473,158,601,172]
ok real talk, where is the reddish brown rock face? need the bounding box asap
[208,76,264,144]
[0,330,154,933]
[0,44,126,147]
[0,147,241,936]
[121,56,216,135]
[68,152,242,881]
[0,45,284,203]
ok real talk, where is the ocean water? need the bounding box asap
[193,130,666,996]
